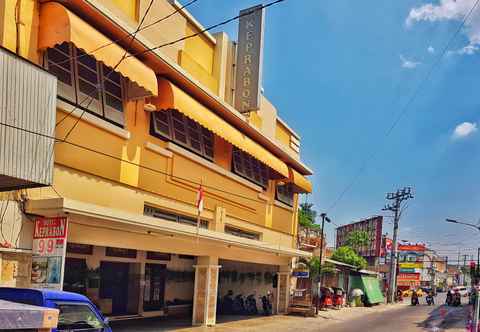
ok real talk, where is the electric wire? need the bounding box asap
[123,0,286,60]
[326,0,480,214]
[53,0,200,67]
[45,0,159,202]
[55,0,157,130]
[55,0,286,143]
[0,121,270,204]
[37,0,288,204]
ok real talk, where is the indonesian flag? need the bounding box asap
[196,185,204,214]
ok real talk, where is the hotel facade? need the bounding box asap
[0,0,313,325]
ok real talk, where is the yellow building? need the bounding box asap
[0,0,313,326]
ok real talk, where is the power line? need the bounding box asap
[326,0,480,214]
[38,0,159,206]
[1,1,290,222]
[123,0,286,60]
[55,0,157,131]
[0,121,270,204]
[56,0,286,143]
[54,0,200,67]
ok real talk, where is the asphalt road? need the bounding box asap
[111,294,472,332]
[326,301,469,332]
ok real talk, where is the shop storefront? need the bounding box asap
[63,243,195,318]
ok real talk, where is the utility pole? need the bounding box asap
[315,213,331,314]
[383,187,414,304]
[464,254,469,286]
[477,248,480,269]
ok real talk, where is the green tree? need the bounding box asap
[298,203,320,230]
[331,246,367,269]
[344,230,370,250]
[305,257,335,280]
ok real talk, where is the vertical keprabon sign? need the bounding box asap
[235,4,265,113]
[31,217,68,290]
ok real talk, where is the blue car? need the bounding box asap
[0,287,111,332]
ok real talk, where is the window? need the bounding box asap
[276,183,294,206]
[46,43,76,102]
[144,205,208,229]
[151,110,215,160]
[105,247,137,258]
[225,225,260,241]
[232,147,270,188]
[54,302,104,331]
[45,42,125,127]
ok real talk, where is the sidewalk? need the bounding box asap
[111,302,407,332]
[182,303,408,332]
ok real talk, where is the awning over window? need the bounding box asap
[153,78,289,178]
[38,2,157,96]
[289,168,312,194]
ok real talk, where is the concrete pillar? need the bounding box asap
[192,256,221,326]
[212,32,229,100]
[276,265,291,314]
[212,206,226,232]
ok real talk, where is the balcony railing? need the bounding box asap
[0,47,57,191]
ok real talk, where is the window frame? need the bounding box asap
[276,183,294,207]
[44,43,76,103]
[45,42,126,127]
[232,147,270,189]
[224,225,261,241]
[73,47,103,117]
[151,110,215,162]
[101,63,125,124]
[144,205,209,229]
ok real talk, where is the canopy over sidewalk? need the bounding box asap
[350,274,384,304]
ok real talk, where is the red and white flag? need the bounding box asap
[196,184,204,214]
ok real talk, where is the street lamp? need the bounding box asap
[445,218,480,331]
[445,218,480,232]
[316,213,331,314]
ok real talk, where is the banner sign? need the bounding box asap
[234,5,265,113]
[336,216,383,257]
[398,244,426,252]
[399,262,423,269]
[397,280,421,287]
[31,217,68,290]
[397,273,420,281]
[399,268,422,273]
[292,270,309,278]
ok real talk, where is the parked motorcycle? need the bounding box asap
[411,292,419,306]
[426,294,434,306]
[245,293,258,315]
[452,291,461,307]
[233,294,246,314]
[219,290,234,315]
[332,288,345,309]
[260,291,273,316]
[446,290,453,306]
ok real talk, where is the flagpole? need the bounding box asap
[196,180,203,242]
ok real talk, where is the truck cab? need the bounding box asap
[0,287,111,332]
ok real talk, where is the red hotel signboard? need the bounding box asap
[31,217,68,290]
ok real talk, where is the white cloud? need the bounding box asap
[406,0,480,55]
[400,55,421,69]
[457,44,480,54]
[427,46,435,53]
[452,121,478,139]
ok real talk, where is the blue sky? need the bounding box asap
[186,0,480,262]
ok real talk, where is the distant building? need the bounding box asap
[335,216,383,266]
